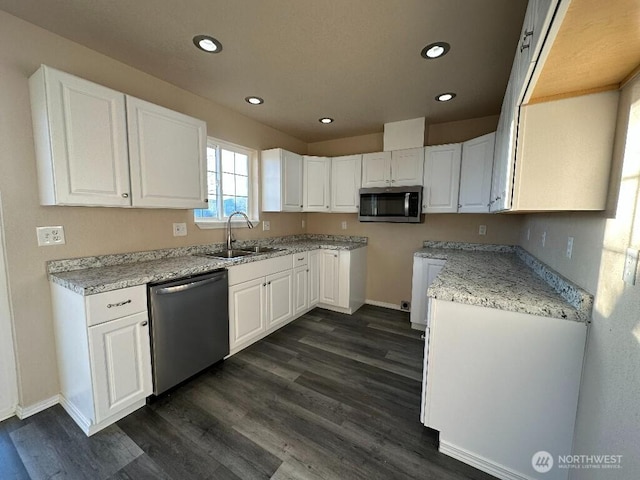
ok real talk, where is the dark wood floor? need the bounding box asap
[0,305,496,480]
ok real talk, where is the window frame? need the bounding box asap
[194,137,259,229]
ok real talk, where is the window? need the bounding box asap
[194,137,258,227]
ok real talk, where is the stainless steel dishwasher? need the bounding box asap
[148,269,228,396]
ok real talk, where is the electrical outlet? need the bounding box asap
[478,225,487,235]
[263,220,270,231]
[566,237,574,258]
[527,228,531,241]
[302,219,305,229]
[173,222,187,237]
[623,248,638,285]
[542,231,547,248]
[36,226,65,246]
[341,221,348,230]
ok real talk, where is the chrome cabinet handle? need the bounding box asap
[121,193,129,198]
[107,299,131,308]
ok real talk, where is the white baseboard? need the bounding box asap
[439,440,535,480]
[15,394,59,419]
[0,405,17,422]
[365,299,403,311]
[59,395,92,434]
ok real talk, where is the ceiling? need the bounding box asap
[0,0,528,143]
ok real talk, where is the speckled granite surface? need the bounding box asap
[49,235,367,295]
[416,242,592,323]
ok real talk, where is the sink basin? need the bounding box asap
[240,246,282,254]
[202,249,255,259]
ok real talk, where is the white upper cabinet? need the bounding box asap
[303,156,331,212]
[261,148,303,212]
[423,144,462,213]
[362,148,424,187]
[331,154,362,213]
[29,65,208,209]
[361,151,391,187]
[126,97,207,209]
[458,132,495,213]
[391,147,424,186]
[29,65,131,207]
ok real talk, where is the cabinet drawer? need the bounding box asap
[292,252,308,268]
[86,285,147,326]
[228,255,293,286]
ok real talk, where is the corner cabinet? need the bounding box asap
[303,156,331,212]
[261,148,304,212]
[29,65,208,209]
[50,283,152,436]
[422,144,461,213]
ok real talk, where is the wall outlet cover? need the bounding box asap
[478,225,487,235]
[341,221,348,230]
[263,221,271,231]
[623,248,638,285]
[566,237,574,258]
[172,222,187,237]
[36,226,65,246]
[542,231,547,248]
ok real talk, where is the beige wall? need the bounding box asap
[0,11,307,406]
[427,114,500,145]
[307,213,523,306]
[519,75,640,476]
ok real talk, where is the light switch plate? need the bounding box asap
[478,225,487,235]
[341,221,348,230]
[173,223,187,237]
[566,237,574,258]
[36,226,65,246]
[623,248,638,285]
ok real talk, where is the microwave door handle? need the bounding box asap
[404,193,410,216]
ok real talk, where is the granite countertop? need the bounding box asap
[49,237,366,296]
[415,243,592,323]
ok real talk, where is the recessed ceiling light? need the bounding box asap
[319,117,334,124]
[421,42,450,59]
[193,35,222,53]
[245,96,264,105]
[436,92,456,102]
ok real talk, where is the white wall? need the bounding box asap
[520,74,640,478]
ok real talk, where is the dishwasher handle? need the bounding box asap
[153,274,226,295]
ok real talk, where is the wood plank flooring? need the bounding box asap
[0,305,496,479]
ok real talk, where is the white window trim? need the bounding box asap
[195,137,259,229]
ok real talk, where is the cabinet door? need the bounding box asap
[308,250,320,307]
[293,266,309,316]
[229,278,266,349]
[423,144,462,213]
[459,133,495,213]
[266,270,293,328]
[319,250,340,306]
[126,96,207,209]
[391,147,425,186]
[361,152,391,187]
[331,155,362,213]
[283,150,304,211]
[303,156,331,212]
[88,311,152,423]
[410,258,446,328]
[30,66,130,206]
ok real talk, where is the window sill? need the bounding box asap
[195,219,260,230]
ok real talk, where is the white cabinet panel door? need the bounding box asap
[293,266,309,316]
[229,278,266,349]
[30,66,130,206]
[266,270,293,328]
[391,147,424,186]
[126,96,207,209]
[459,133,495,213]
[423,144,462,213]
[331,155,362,213]
[361,151,391,187]
[308,250,320,307]
[282,150,304,211]
[88,311,152,423]
[319,250,340,306]
[303,156,331,212]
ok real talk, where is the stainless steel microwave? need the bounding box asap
[358,186,423,223]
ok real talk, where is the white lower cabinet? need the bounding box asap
[50,283,152,436]
[293,266,309,316]
[410,257,446,330]
[266,270,294,328]
[308,250,320,307]
[319,250,340,306]
[318,247,367,314]
[229,277,266,348]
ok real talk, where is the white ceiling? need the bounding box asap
[0,0,528,143]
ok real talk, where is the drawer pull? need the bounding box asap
[297,257,305,261]
[107,299,132,308]
[141,321,148,326]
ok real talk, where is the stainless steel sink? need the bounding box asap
[202,249,255,259]
[240,246,281,254]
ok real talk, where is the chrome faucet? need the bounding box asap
[226,211,254,250]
